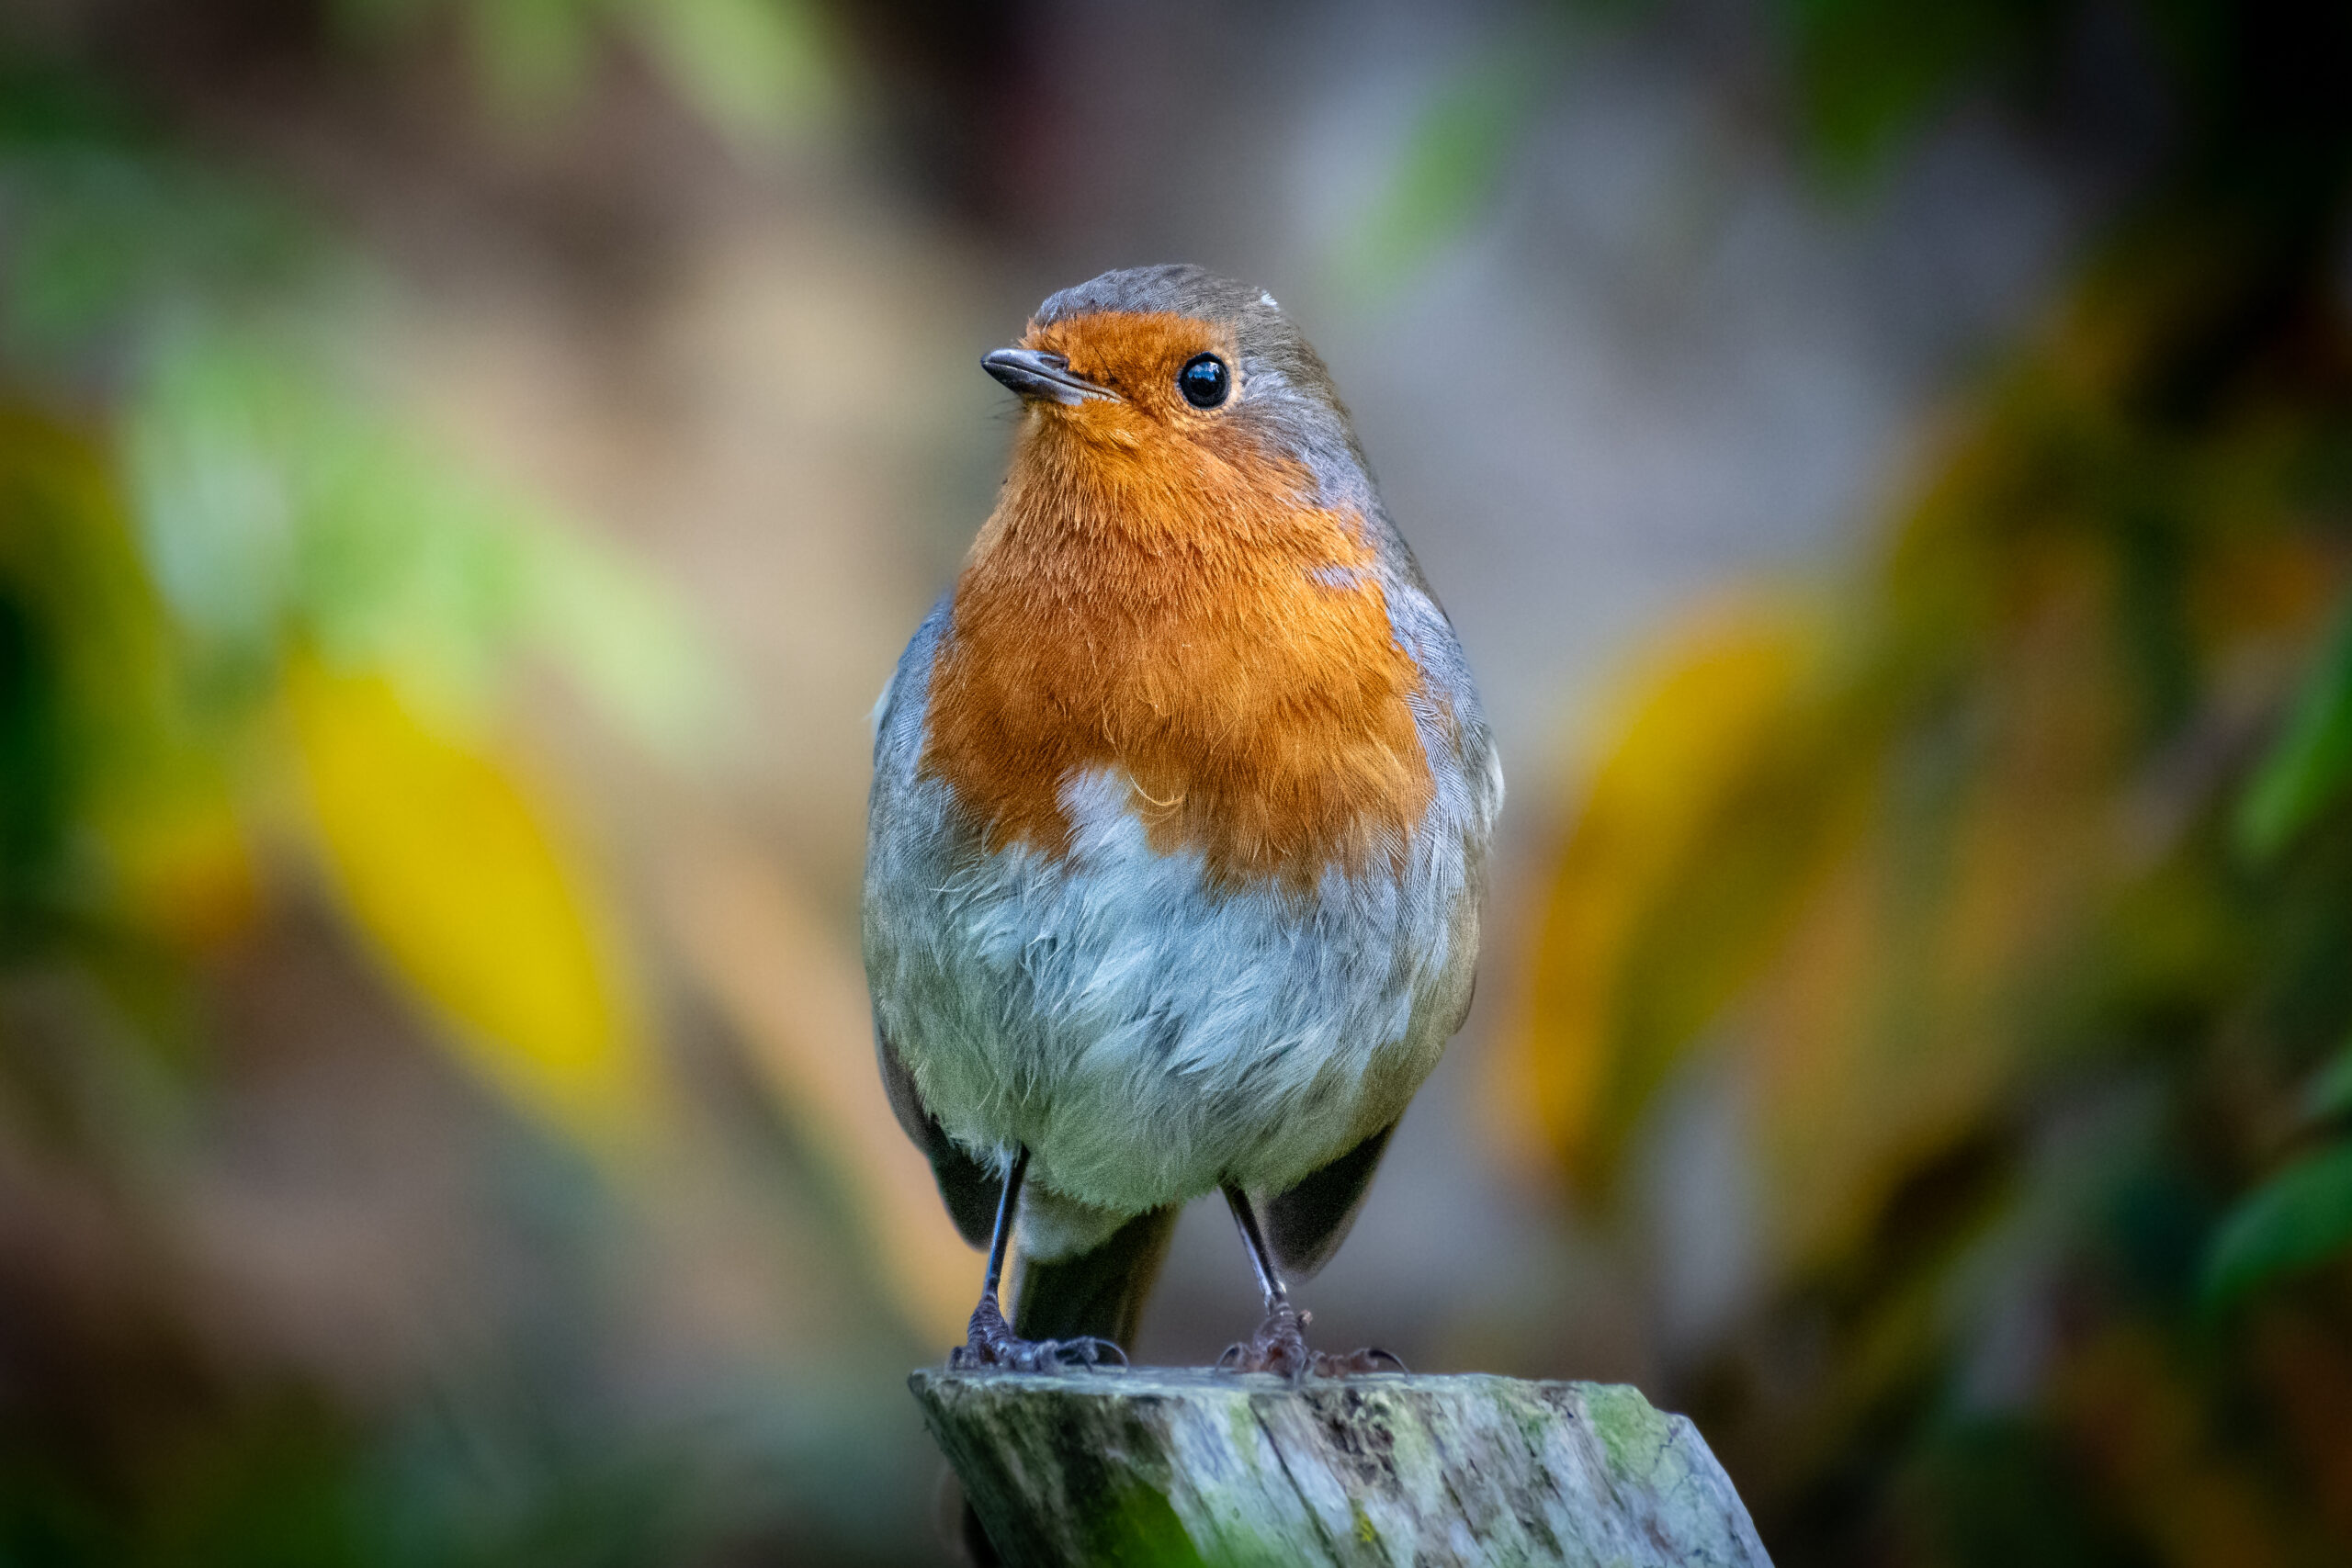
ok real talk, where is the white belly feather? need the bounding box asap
[864,761,1483,1257]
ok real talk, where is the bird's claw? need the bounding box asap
[950,1334,1125,1371]
[1216,1303,1407,1381]
[950,1296,1125,1372]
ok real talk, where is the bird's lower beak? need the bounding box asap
[983,347,1117,405]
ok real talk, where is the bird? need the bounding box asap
[864,264,1499,1376]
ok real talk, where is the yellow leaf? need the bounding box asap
[287,656,658,1149]
[1498,596,1825,1189]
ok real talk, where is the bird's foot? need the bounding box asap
[1216,1302,1407,1381]
[948,1294,1125,1373]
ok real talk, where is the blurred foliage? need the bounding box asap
[0,71,718,1147]
[329,0,837,149]
[288,656,662,1148]
[1503,0,2352,1562]
[0,6,822,1562]
[1331,40,1550,302]
[1781,0,2066,178]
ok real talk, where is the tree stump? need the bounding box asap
[910,1367,1773,1567]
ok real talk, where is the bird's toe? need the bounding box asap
[1216,1304,1405,1379]
[1217,1303,1316,1380]
[1049,1335,1127,1370]
[951,1310,1125,1374]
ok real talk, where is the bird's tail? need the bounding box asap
[1011,1205,1180,1348]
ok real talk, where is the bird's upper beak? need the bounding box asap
[982,346,1117,405]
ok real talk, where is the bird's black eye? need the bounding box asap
[1178,354,1230,409]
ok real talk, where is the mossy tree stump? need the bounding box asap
[910,1367,1772,1567]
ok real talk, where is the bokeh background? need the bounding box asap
[5,0,2352,1562]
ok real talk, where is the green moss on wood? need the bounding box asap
[909,1368,1770,1567]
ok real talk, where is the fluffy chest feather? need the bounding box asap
[920,423,1434,888]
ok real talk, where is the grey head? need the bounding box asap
[987,264,1377,513]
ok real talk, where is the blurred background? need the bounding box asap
[3,0,2350,1562]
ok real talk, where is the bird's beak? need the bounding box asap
[982,346,1117,405]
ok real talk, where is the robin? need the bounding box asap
[865,265,1500,1376]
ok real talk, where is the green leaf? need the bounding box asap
[2236,596,2352,860]
[124,324,726,763]
[1329,46,1547,300]
[1781,0,2052,180]
[466,0,604,119]
[2202,1140,2352,1310]
[630,0,833,150]
[0,148,312,366]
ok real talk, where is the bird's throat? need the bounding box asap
[921,431,1436,889]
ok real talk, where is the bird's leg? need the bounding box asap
[949,1147,1125,1372]
[1216,1184,1313,1378]
[1216,1184,1405,1380]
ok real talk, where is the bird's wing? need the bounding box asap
[1012,1205,1181,1348]
[868,598,1004,1246]
[876,1031,1002,1248]
[1263,1122,1397,1280]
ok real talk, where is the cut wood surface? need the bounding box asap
[910,1366,1773,1567]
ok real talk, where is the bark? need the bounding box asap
[910,1367,1773,1567]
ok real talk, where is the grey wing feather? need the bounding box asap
[877,1032,1001,1248]
[869,601,1003,1247]
[1264,1122,1396,1280]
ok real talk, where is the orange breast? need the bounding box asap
[920,407,1434,890]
